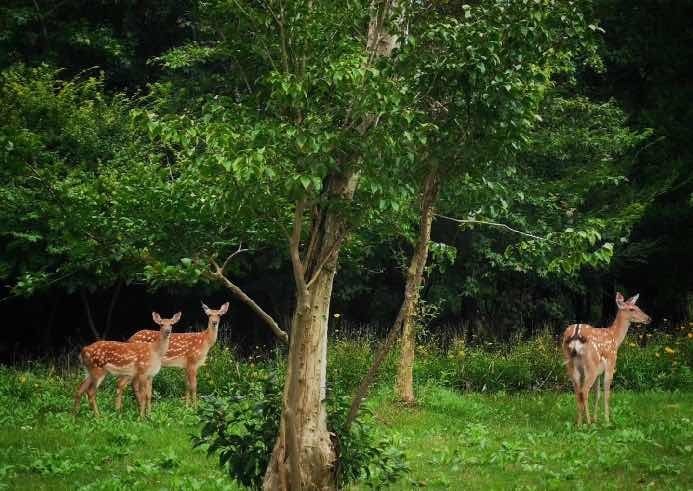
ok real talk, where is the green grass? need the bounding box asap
[0,368,237,490]
[1,364,691,490]
[361,385,693,490]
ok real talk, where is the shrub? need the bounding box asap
[442,329,692,393]
[193,366,282,488]
[193,362,408,489]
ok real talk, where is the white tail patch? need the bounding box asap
[568,339,585,356]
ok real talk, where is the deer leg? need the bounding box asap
[183,366,191,405]
[604,368,614,424]
[146,376,154,417]
[133,377,146,419]
[90,369,107,417]
[572,380,583,425]
[569,361,584,425]
[592,374,601,423]
[115,376,131,411]
[74,376,92,415]
[581,370,598,425]
[186,367,197,407]
[190,368,198,408]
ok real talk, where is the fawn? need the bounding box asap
[562,292,651,424]
[75,311,181,418]
[116,301,229,408]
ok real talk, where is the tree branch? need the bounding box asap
[79,289,101,340]
[209,259,289,345]
[305,233,342,290]
[219,243,250,274]
[435,214,552,242]
[289,198,308,296]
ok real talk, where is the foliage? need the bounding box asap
[0,64,143,295]
[193,366,283,488]
[326,327,693,394]
[193,361,407,489]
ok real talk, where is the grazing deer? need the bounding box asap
[75,312,181,418]
[116,302,229,408]
[562,292,651,424]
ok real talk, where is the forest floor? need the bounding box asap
[1,368,691,490]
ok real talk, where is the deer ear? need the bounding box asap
[626,293,640,305]
[219,302,229,315]
[201,302,211,315]
[171,312,182,323]
[615,292,626,309]
[152,312,162,324]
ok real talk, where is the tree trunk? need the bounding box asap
[395,165,439,403]
[263,171,358,491]
[102,281,122,340]
[263,3,401,486]
[264,267,338,490]
[79,289,101,340]
[344,164,439,429]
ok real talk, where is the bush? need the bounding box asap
[193,362,407,489]
[193,365,282,488]
[439,329,692,393]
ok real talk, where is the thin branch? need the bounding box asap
[435,214,552,242]
[289,198,308,296]
[219,243,250,274]
[209,259,289,345]
[305,234,342,290]
[79,289,101,340]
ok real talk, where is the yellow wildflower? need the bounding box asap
[655,353,660,358]
[688,332,693,339]
[664,347,675,355]
[19,375,27,384]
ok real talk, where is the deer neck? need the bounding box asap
[608,310,631,347]
[205,321,219,347]
[154,331,172,358]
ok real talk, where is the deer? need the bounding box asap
[562,292,651,425]
[115,301,229,408]
[75,311,181,418]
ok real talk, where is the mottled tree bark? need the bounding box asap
[263,2,401,487]
[395,165,439,403]
[345,164,438,427]
[263,171,358,491]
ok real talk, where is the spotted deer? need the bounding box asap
[563,292,651,424]
[116,302,229,408]
[75,312,181,418]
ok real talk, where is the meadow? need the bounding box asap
[1,330,691,490]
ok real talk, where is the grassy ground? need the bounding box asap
[366,386,693,490]
[1,367,691,490]
[0,368,237,490]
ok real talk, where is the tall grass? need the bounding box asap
[326,327,693,395]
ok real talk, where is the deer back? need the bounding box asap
[81,341,153,370]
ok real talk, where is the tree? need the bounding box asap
[131,1,411,487]
[347,0,619,407]
[0,65,143,338]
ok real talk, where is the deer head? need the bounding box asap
[616,292,651,325]
[152,311,182,336]
[201,301,230,330]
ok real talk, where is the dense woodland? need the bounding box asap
[1,1,692,489]
[1,0,691,356]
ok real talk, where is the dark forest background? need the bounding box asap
[1,0,691,362]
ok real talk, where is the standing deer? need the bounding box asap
[75,311,181,418]
[563,292,651,424]
[116,301,229,408]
